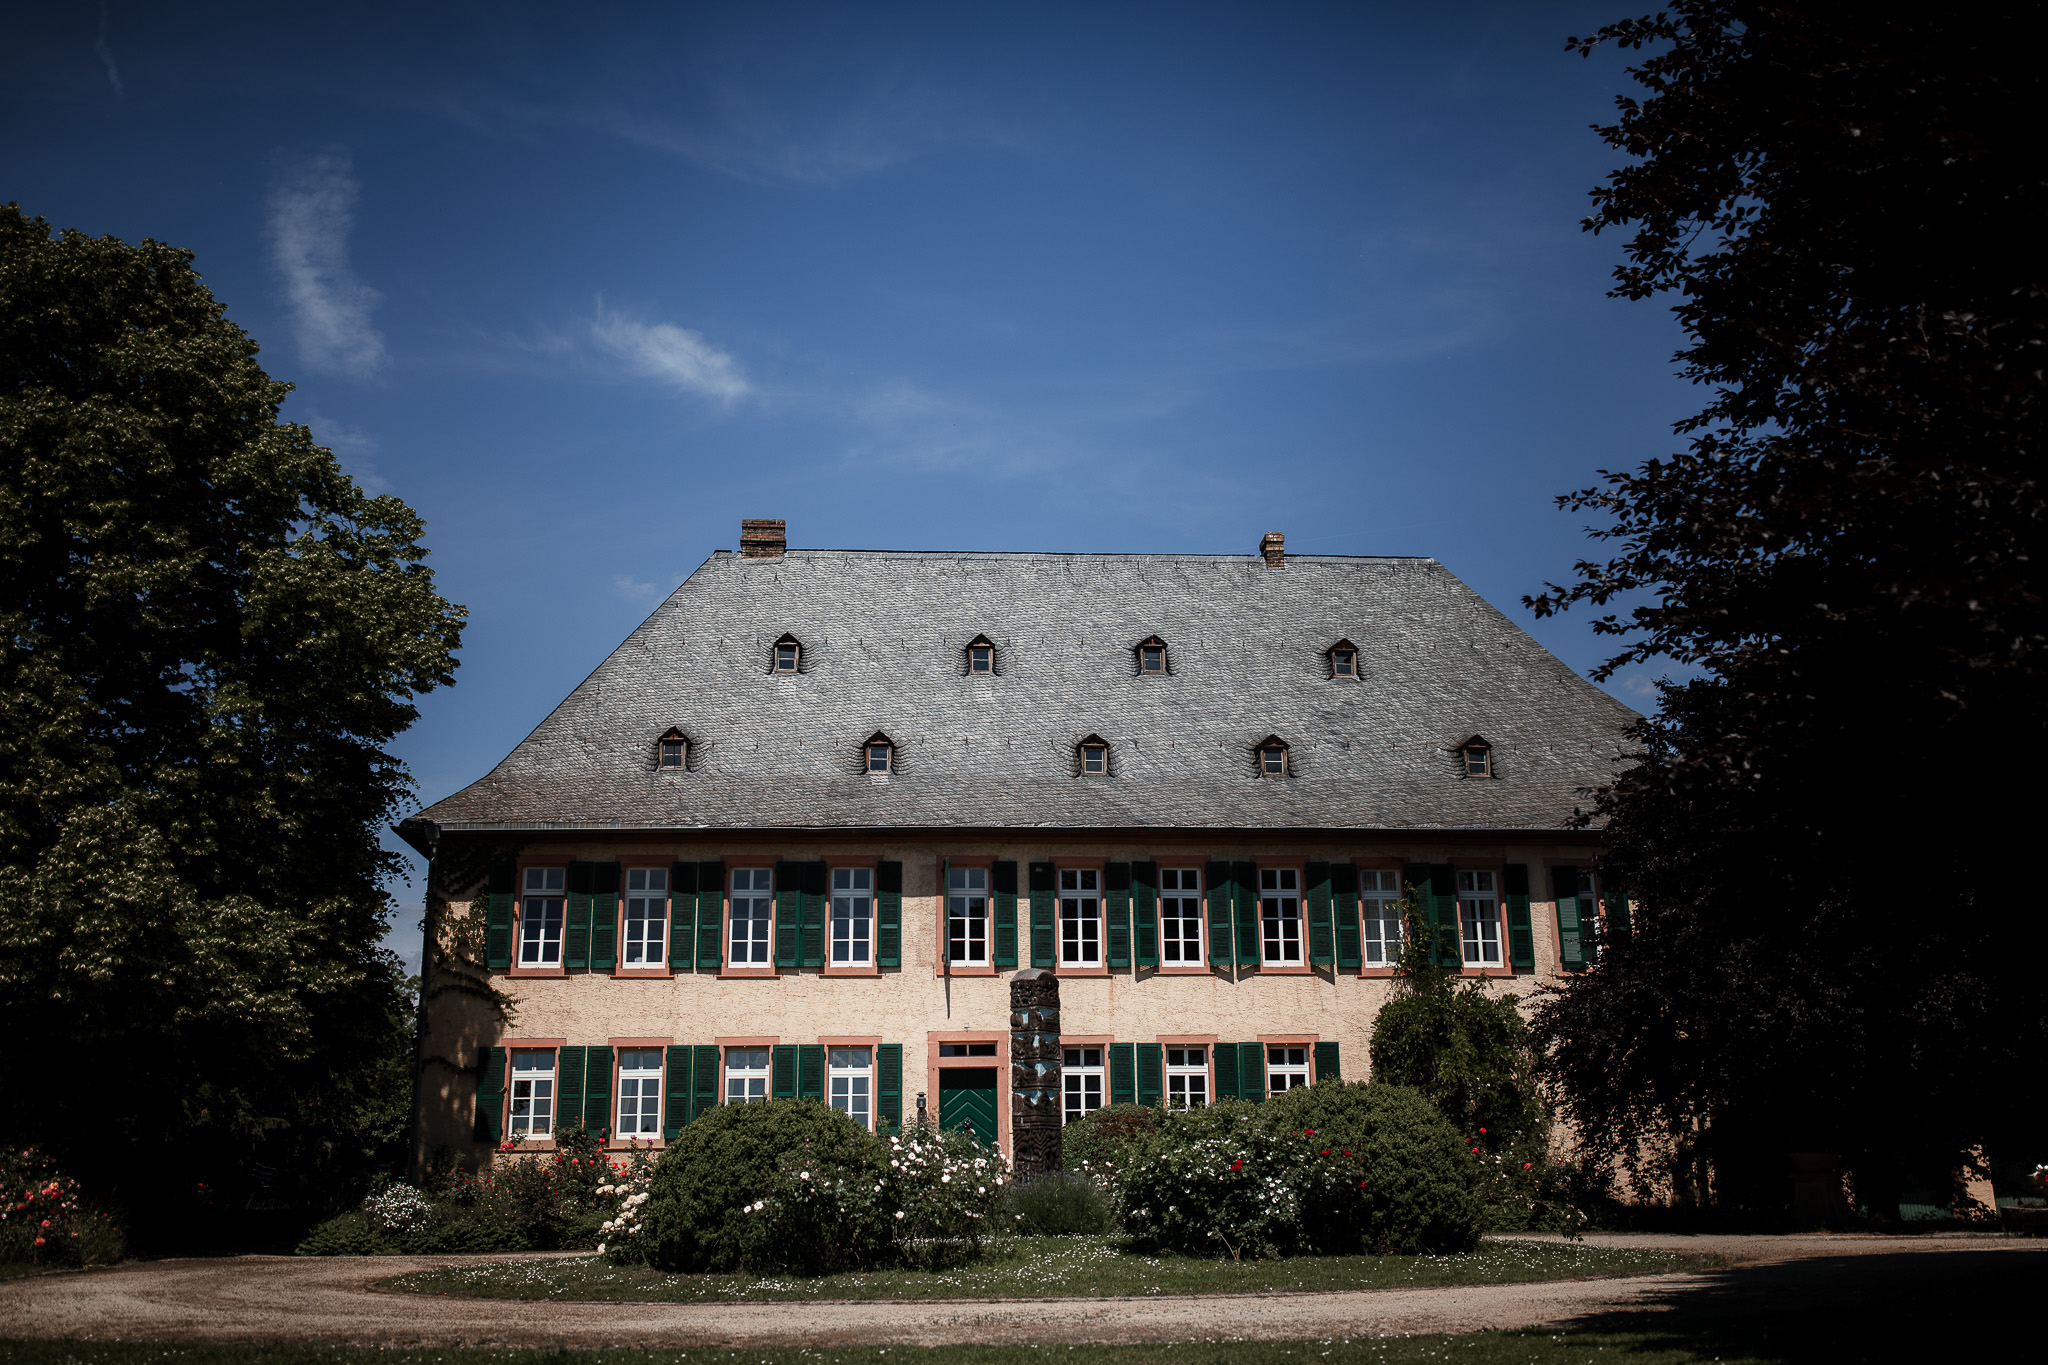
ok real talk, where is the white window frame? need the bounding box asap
[831,866,873,964]
[622,866,668,966]
[519,867,566,967]
[867,743,892,773]
[774,642,800,673]
[508,1048,555,1137]
[969,644,993,673]
[1159,867,1203,964]
[1267,1045,1310,1097]
[1458,868,1502,967]
[1140,644,1165,674]
[729,867,772,966]
[726,1047,769,1104]
[616,1049,662,1137]
[948,866,989,965]
[1165,1046,1208,1109]
[1062,1047,1104,1123]
[1360,868,1404,967]
[828,1047,872,1130]
[1059,868,1102,967]
[1260,867,1303,965]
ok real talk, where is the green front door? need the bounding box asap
[938,1067,998,1145]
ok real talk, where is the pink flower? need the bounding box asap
[1522,1162,1533,1170]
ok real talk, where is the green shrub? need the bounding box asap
[1262,1082,1482,1254]
[1114,1102,1342,1259]
[639,1099,886,1272]
[739,1143,894,1274]
[1002,1171,1114,1235]
[888,1124,1008,1268]
[1062,1103,1161,1178]
[294,1212,387,1256]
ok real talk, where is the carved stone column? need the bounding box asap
[1008,968,1062,1178]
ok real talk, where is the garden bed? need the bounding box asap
[380,1233,1721,1302]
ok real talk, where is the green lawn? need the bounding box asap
[381,1235,1718,1303]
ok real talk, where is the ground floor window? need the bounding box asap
[508,1049,555,1137]
[1267,1045,1310,1097]
[1063,1047,1104,1123]
[829,1047,872,1129]
[726,1047,768,1103]
[1166,1046,1208,1109]
[616,1049,662,1136]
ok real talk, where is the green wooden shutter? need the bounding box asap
[1105,862,1132,969]
[800,862,827,968]
[1238,1041,1266,1103]
[1504,864,1535,969]
[877,1043,904,1132]
[1136,1043,1163,1107]
[475,1045,505,1142]
[1314,1041,1340,1083]
[774,861,802,967]
[556,1047,586,1131]
[1109,1042,1136,1105]
[1232,861,1260,967]
[485,861,515,971]
[1205,860,1233,967]
[993,861,1019,967]
[1213,1040,1241,1100]
[1429,864,1461,967]
[669,862,698,969]
[1132,861,1159,967]
[565,862,594,969]
[1028,862,1056,968]
[1604,885,1632,943]
[584,1046,613,1135]
[1332,864,1362,969]
[663,1046,689,1137]
[798,1044,826,1101]
[877,861,903,967]
[1553,867,1586,970]
[697,860,725,969]
[1307,861,1334,965]
[772,1044,798,1099]
[691,1045,719,1122]
[590,863,620,971]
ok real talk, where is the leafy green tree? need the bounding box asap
[1369,935,1543,1152]
[0,205,464,1229]
[1526,4,2047,1214]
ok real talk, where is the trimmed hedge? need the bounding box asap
[1262,1082,1482,1254]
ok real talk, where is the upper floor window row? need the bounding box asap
[759,633,1370,678]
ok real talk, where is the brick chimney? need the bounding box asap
[1260,531,1285,569]
[740,518,786,559]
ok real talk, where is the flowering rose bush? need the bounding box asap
[360,1181,434,1236]
[1262,1083,1481,1254]
[1113,1111,1328,1260]
[887,1122,1007,1269]
[0,1147,125,1268]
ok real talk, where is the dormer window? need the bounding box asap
[1136,636,1168,674]
[1329,639,1359,678]
[966,635,995,674]
[865,732,895,774]
[1078,734,1111,775]
[1457,737,1494,777]
[656,728,688,769]
[1256,735,1290,777]
[772,633,802,673]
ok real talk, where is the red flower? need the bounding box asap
[1320,1150,1331,1156]
[1357,1181,1368,1189]
[1229,1159,1244,1172]
[1305,1129,1316,1136]
[1478,1127,1487,1134]
[1522,1162,1533,1170]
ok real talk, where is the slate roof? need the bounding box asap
[410,549,1640,836]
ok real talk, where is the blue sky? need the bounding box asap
[3,3,1690,968]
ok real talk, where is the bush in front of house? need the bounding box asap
[1113,1101,1338,1259]
[1261,1082,1482,1254]
[1061,1102,1161,1180]
[886,1122,1007,1269]
[1002,1170,1114,1235]
[0,1147,127,1269]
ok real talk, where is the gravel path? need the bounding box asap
[1,1231,2038,1348]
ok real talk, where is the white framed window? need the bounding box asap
[948,867,989,964]
[1062,1047,1104,1123]
[831,866,873,964]
[773,640,800,672]
[829,1047,872,1129]
[969,644,993,673]
[726,1047,769,1103]
[1165,1046,1208,1109]
[1360,868,1405,966]
[508,1049,555,1137]
[623,867,668,965]
[1081,744,1107,774]
[867,742,892,773]
[1059,868,1101,966]
[1267,1045,1310,1097]
[729,868,772,965]
[1160,867,1203,963]
[519,867,566,967]
[1260,867,1302,964]
[1458,869,1502,966]
[616,1049,662,1137]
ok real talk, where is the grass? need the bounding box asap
[381,1235,1720,1303]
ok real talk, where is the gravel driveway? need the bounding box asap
[2,1231,2038,1348]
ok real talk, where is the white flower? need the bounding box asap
[894,1210,905,1220]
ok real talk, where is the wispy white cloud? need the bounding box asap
[588,305,748,402]
[92,2,123,96]
[613,576,659,602]
[304,411,392,494]
[267,153,387,380]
